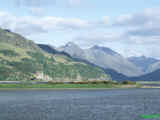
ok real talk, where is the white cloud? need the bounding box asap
[115,8,160,26]
[115,8,160,37]
[1,6,160,58]
[104,7,160,58]
[72,31,124,48]
[0,11,110,36]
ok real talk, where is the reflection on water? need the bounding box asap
[0,89,160,120]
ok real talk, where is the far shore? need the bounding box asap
[0,82,140,89]
[0,81,160,89]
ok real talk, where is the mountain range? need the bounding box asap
[0,28,110,82]
[58,42,143,77]
[57,42,160,81]
[128,56,159,72]
[1,27,160,82]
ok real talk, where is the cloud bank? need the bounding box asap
[0,7,160,58]
[0,11,109,35]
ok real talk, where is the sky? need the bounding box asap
[1,0,160,58]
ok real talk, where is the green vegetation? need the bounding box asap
[0,80,141,89]
[0,50,108,81]
[0,81,140,89]
[0,84,116,88]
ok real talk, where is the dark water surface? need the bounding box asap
[0,89,160,120]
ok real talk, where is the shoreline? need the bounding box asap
[0,81,159,89]
[0,83,141,89]
[0,84,141,90]
[0,87,158,90]
[0,88,141,91]
[0,87,159,91]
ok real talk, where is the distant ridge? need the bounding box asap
[128,56,159,72]
[130,69,160,81]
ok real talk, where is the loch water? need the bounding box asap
[0,89,160,120]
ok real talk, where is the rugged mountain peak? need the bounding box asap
[65,42,77,47]
[57,43,143,77]
[58,42,84,58]
[91,45,120,56]
[59,42,81,51]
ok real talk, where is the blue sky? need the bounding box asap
[1,0,160,58]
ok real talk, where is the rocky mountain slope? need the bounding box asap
[58,42,143,77]
[0,29,110,81]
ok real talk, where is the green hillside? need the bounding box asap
[0,29,110,81]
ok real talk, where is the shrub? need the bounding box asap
[121,80,136,85]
